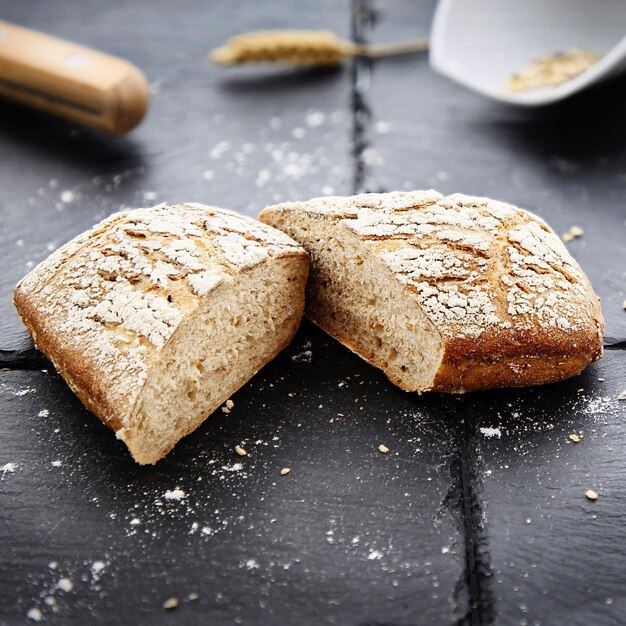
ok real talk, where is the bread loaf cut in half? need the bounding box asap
[14,203,308,464]
[260,191,604,393]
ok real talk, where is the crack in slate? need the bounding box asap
[351,0,373,194]
[604,339,626,351]
[439,396,495,626]
[0,347,48,371]
[4,336,624,368]
[456,405,496,626]
[351,1,496,622]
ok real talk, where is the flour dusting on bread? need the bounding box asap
[15,203,308,463]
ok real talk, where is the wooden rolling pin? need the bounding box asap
[0,20,149,134]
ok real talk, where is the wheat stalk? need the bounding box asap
[210,30,429,66]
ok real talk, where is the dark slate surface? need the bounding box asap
[2,1,626,625]
[0,324,465,626]
[363,2,626,625]
[472,350,626,626]
[0,1,467,625]
[0,0,352,351]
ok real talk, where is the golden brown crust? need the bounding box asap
[14,287,124,432]
[432,311,603,392]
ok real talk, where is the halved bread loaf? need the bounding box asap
[14,203,308,464]
[260,191,604,392]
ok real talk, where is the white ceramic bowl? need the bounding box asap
[430,0,626,106]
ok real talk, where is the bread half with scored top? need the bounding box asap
[14,203,309,464]
[260,191,603,393]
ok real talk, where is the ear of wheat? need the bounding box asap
[210,30,428,66]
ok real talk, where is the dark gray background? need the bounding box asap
[1,2,625,625]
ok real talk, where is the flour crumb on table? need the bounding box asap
[164,488,187,501]
[480,427,502,438]
[305,110,325,127]
[291,340,313,363]
[374,120,392,134]
[60,190,75,203]
[562,225,584,242]
[221,398,235,413]
[378,444,390,454]
[1,462,18,475]
[26,608,43,622]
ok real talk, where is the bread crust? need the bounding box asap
[260,191,604,392]
[14,203,308,460]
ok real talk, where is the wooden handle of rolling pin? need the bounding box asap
[0,20,149,134]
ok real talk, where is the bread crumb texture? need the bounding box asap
[14,203,306,460]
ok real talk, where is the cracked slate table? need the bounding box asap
[1,2,625,625]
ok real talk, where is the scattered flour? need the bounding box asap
[374,120,392,134]
[480,427,502,438]
[57,577,73,592]
[305,111,325,127]
[60,190,75,203]
[15,388,35,397]
[1,462,18,474]
[164,488,186,501]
